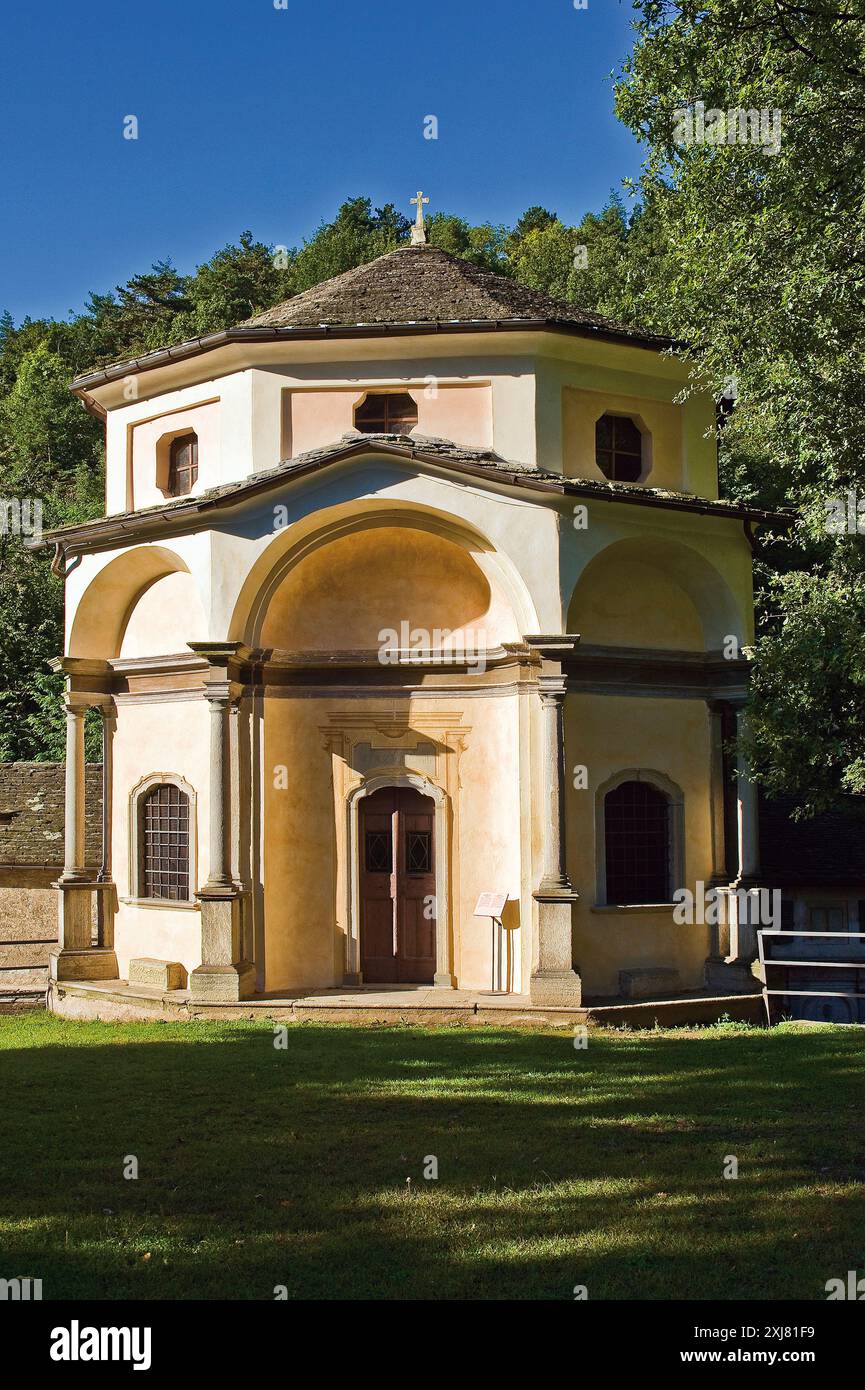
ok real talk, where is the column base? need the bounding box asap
[531,889,581,1005]
[433,971,456,989]
[49,947,119,983]
[716,881,767,964]
[189,962,256,1004]
[530,969,582,1007]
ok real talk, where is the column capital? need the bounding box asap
[538,675,568,706]
[202,679,233,706]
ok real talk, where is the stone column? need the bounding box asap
[188,643,254,1003]
[61,699,87,884]
[51,694,118,982]
[96,702,117,949]
[531,677,582,1007]
[713,701,762,972]
[204,681,233,891]
[705,701,731,961]
[734,705,760,881]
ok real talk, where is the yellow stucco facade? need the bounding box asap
[47,252,767,1009]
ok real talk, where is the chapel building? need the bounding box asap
[38,220,779,1011]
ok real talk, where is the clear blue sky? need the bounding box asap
[0,0,643,325]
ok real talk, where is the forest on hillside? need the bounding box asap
[0,0,862,821]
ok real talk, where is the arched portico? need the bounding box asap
[69,545,200,659]
[566,533,750,651]
[228,499,541,648]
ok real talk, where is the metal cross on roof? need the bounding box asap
[410,190,430,245]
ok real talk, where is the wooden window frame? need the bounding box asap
[167,432,199,497]
[354,392,419,436]
[595,413,645,483]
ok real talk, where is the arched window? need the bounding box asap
[595,414,643,482]
[354,392,418,435]
[140,783,191,900]
[167,433,198,496]
[604,779,672,904]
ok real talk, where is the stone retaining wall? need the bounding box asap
[0,764,102,1007]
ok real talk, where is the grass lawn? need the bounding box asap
[1,1011,863,1300]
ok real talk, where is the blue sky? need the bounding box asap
[1,0,644,324]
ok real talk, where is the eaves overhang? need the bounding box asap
[70,318,684,418]
[27,435,795,566]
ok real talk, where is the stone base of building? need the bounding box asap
[189,961,256,1003]
[529,969,582,1007]
[49,947,118,982]
[704,958,761,994]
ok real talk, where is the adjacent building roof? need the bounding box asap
[70,245,679,398]
[30,433,792,558]
[0,763,102,869]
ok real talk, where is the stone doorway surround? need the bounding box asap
[350,773,449,987]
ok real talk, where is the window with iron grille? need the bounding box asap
[141,783,190,900]
[354,392,418,435]
[167,433,198,496]
[595,414,643,482]
[604,779,671,904]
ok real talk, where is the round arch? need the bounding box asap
[566,535,747,651]
[69,545,196,659]
[228,500,540,648]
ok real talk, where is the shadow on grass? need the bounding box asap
[1,1016,864,1299]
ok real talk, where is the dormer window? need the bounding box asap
[167,433,198,497]
[354,392,418,435]
[595,414,643,483]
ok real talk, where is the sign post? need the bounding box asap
[474,892,509,994]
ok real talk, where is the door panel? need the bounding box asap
[360,788,436,984]
[359,791,397,983]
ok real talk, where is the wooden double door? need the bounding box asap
[360,787,436,983]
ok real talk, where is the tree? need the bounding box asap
[614,0,865,812]
[1,342,101,491]
[287,198,411,293]
[181,231,294,335]
[426,213,508,271]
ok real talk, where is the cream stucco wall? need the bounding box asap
[119,570,208,658]
[111,697,210,982]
